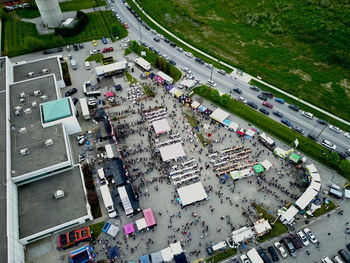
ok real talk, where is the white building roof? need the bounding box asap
[310,172,321,182]
[261,159,272,171]
[310,180,321,192]
[231,226,255,244]
[152,118,171,134]
[135,218,147,231]
[135,57,151,71]
[191,100,200,109]
[253,219,272,235]
[305,164,318,174]
[157,71,173,84]
[159,142,186,162]
[95,60,127,76]
[177,182,207,206]
[180,79,196,88]
[209,108,230,123]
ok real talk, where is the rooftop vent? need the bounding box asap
[14,110,20,117]
[28,72,35,77]
[32,101,37,108]
[14,106,22,112]
[40,95,48,101]
[54,189,64,199]
[18,127,27,134]
[42,69,50,74]
[44,139,53,146]
[20,92,26,98]
[24,108,32,114]
[33,90,41,96]
[20,148,30,156]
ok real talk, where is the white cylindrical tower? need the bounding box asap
[35,0,63,28]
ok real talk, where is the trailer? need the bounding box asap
[135,57,151,71]
[79,98,90,120]
[246,248,264,263]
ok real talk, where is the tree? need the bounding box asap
[165,62,171,75]
[111,24,120,38]
[155,56,161,69]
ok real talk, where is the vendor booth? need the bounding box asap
[177,182,208,207]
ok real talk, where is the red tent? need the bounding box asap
[105,91,115,98]
[236,128,245,136]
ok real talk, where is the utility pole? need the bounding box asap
[316,118,331,140]
[209,66,214,82]
[139,22,142,43]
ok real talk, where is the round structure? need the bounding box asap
[35,0,63,28]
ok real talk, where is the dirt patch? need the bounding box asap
[321,82,333,92]
[340,79,350,98]
[164,13,174,23]
[289,69,312,82]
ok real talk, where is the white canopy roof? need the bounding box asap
[180,79,197,88]
[261,159,272,171]
[229,122,239,131]
[135,218,148,231]
[253,219,272,235]
[310,180,321,192]
[169,88,183,98]
[157,71,173,84]
[310,172,321,182]
[177,182,207,206]
[135,57,151,71]
[191,101,200,109]
[305,164,318,174]
[169,242,183,255]
[95,60,127,76]
[295,187,318,210]
[345,189,350,199]
[259,133,275,145]
[210,108,230,123]
[159,142,186,162]
[160,247,174,262]
[152,118,171,134]
[274,147,289,159]
[280,206,299,224]
[231,226,255,244]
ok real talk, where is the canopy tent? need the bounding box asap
[143,208,157,228]
[231,226,255,244]
[305,164,318,174]
[107,246,120,260]
[139,254,151,263]
[228,122,239,131]
[135,218,148,231]
[155,75,164,84]
[150,251,163,263]
[152,119,171,135]
[236,128,245,136]
[295,187,318,210]
[169,88,183,98]
[170,242,183,255]
[223,119,231,127]
[253,164,265,174]
[279,205,299,224]
[157,71,174,84]
[95,60,127,76]
[310,180,321,192]
[273,147,289,159]
[245,128,256,139]
[105,91,116,98]
[253,219,272,236]
[159,143,186,162]
[123,223,135,235]
[148,72,156,79]
[165,84,174,90]
[161,247,174,262]
[135,57,151,71]
[345,189,350,199]
[177,182,208,207]
[191,100,200,109]
[310,173,321,182]
[289,153,302,164]
[180,79,197,88]
[230,168,253,181]
[174,253,188,263]
[102,222,120,237]
[198,105,207,112]
[209,108,230,123]
[261,159,272,171]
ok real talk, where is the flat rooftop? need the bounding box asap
[0,57,8,263]
[18,166,88,239]
[13,57,62,83]
[10,75,68,177]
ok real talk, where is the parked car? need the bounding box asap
[329,125,341,133]
[293,126,304,134]
[233,88,242,94]
[184,52,193,58]
[89,49,100,55]
[92,39,98,46]
[317,119,328,125]
[304,228,318,244]
[250,85,260,91]
[65,88,77,97]
[289,233,303,250]
[247,101,258,110]
[66,45,71,51]
[207,79,217,87]
[183,67,192,74]
[281,118,292,127]
[267,246,280,262]
[273,110,283,118]
[261,91,273,99]
[102,47,114,53]
[262,101,273,108]
[238,96,247,104]
[169,42,176,47]
[344,133,350,139]
[273,242,288,258]
[153,37,160,42]
[195,57,204,64]
[274,97,285,104]
[307,133,317,141]
[72,97,78,105]
[218,69,226,75]
[176,46,183,52]
[163,38,170,43]
[333,255,345,263]
[258,94,268,100]
[73,43,79,51]
[239,254,251,263]
[288,104,300,111]
[296,231,309,246]
[321,139,336,150]
[301,111,314,119]
[257,248,272,263]
[169,59,176,65]
[282,237,297,258]
[205,63,213,69]
[79,43,84,49]
[338,249,350,263]
[259,107,270,115]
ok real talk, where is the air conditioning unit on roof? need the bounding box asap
[28,72,35,77]
[42,69,49,74]
[44,139,53,146]
[20,92,26,98]
[24,108,32,114]
[54,190,64,199]
[18,127,27,134]
[20,148,30,156]
[33,90,41,96]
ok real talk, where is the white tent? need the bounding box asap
[273,147,289,159]
[177,182,207,207]
[305,164,318,174]
[209,108,230,123]
[105,144,119,159]
[159,143,186,162]
[135,57,151,71]
[228,122,239,131]
[310,180,321,192]
[191,101,200,109]
[157,71,173,84]
[253,219,272,236]
[245,128,256,138]
[160,247,174,262]
[279,206,299,224]
[169,242,183,255]
[295,187,318,210]
[152,118,171,134]
[180,79,197,88]
[261,159,272,171]
[310,172,321,183]
[231,226,255,244]
[95,60,127,76]
[345,189,350,199]
[135,218,148,231]
[169,88,183,98]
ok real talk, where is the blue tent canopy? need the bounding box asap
[107,246,120,259]
[139,254,150,263]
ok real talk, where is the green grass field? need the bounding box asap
[134,0,350,122]
[3,11,127,57]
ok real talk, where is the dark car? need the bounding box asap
[149,46,155,52]
[337,151,348,159]
[281,118,292,127]
[288,104,300,111]
[289,234,303,250]
[153,37,160,42]
[293,126,304,134]
[259,107,270,115]
[101,37,108,44]
[338,249,350,263]
[145,25,151,30]
[79,43,84,49]
[258,94,268,100]
[262,91,273,99]
[231,259,239,263]
[169,42,176,47]
[257,248,272,263]
[273,110,283,118]
[72,97,78,105]
[282,237,297,257]
[141,42,149,47]
[164,38,170,43]
[73,43,79,51]
[307,133,317,141]
[65,88,77,97]
[267,246,280,262]
[168,59,176,65]
[247,101,258,109]
[317,119,328,125]
[233,88,242,94]
[250,85,260,91]
[195,57,205,64]
[347,243,350,251]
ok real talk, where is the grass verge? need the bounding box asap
[89,221,105,240]
[127,40,182,81]
[143,85,155,96]
[312,201,337,217]
[254,204,288,242]
[249,80,350,133]
[125,71,138,84]
[86,53,104,63]
[206,248,237,263]
[192,86,350,180]
[185,113,198,128]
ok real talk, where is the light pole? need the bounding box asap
[209,66,214,82]
[139,22,142,43]
[316,117,331,140]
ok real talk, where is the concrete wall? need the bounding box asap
[35,0,63,28]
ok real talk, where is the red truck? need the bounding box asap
[58,226,92,249]
[102,47,114,53]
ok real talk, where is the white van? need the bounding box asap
[321,256,333,263]
[85,61,91,70]
[97,168,108,185]
[206,241,227,255]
